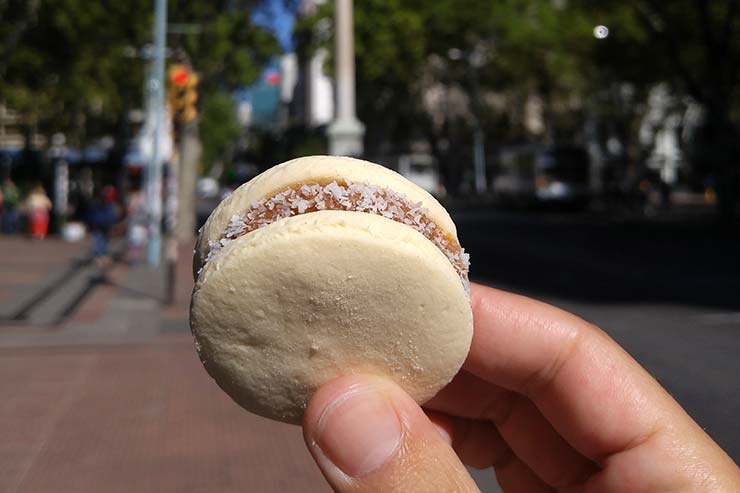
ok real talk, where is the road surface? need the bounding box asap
[452,208,740,492]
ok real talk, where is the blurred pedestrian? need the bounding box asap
[23,183,52,239]
[1,178,20,234]
[125,188,147,263]
[86,185,119,261]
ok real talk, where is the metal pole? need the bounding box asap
[165,155,178,305]
[147,0,167,266]
[177,119,199,243]
[336,0,355,122]
[327,0,364,157]
[469,58,487,195]
[473,127,486,194]
[54,159,68,226]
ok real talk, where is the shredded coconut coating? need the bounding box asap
[206,180,470,292]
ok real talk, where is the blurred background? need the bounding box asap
[0,1,739,491]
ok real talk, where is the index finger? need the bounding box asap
[464,283,686,462]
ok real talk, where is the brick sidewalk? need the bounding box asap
[0,239,327,492]
[0,337,325,492]
[0,236,89,307]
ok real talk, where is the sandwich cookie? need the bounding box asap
[190,156,473,424]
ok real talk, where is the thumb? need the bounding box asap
[302,375,479,493]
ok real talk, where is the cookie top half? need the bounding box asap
[194,155,461,278]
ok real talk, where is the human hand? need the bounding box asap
[302,283,740,492]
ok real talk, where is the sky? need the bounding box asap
[252,0,296,51]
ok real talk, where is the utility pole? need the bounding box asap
[146,0,167,266]
[177,119,200,243]
[169,58,199,244]
[164,58,200,304]
[327,0,364,157]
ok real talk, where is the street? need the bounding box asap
[1,207,739,492]
[454,207,740,460]
[454,208,740,491]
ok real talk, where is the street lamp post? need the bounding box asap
[327,0,365,157]
[146,0,167,266]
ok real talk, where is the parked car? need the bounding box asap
[397,153,442,196]
[493,145,591,208]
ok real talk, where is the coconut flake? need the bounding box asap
[294,199,310,214]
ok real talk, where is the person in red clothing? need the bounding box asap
[24,183,53,239]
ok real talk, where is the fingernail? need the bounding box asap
[313,386,402,477]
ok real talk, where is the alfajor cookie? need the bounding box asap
[190,156,472,424]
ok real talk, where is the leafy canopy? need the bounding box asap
[0,0,280,146]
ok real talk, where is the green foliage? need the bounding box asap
[300,0,428,152]
[173,1,281,92]
[1,0,152,142]
[292,5,327,62]
[299,0,740,142]
[199,91,241,171]
[243,126,327,171]
[0,0,280,147]
[295,0,739,213]
[353,0,425,84]
[301,0,629,150]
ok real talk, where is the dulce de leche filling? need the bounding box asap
[207,180,470,291]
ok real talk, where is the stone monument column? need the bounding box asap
[327,0,365,157]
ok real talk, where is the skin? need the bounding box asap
[302,283,740,492]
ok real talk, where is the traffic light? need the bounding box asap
[169,64,198,125]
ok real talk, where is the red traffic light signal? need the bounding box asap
[171,66,189,86]
[169,64,198,125]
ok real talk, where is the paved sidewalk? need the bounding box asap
[0,237,326,493]
[0,338,324,493]
[0,237,90,316]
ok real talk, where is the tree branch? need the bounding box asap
[719,0,740,94]
[0,0,40,77]
[692,0,724,101]
[721,0,739,50]
[693,0,716,51]
[633,0,705,102]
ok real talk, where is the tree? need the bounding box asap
[563,0,740,221]
[171,2,281,94]
[298,0,739,217]
[1,0,152,144]
[294,0,427,156]
[623,0,740,222]
[297,0,616,194]
[199,91,241,171]
[0,0,280,152]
